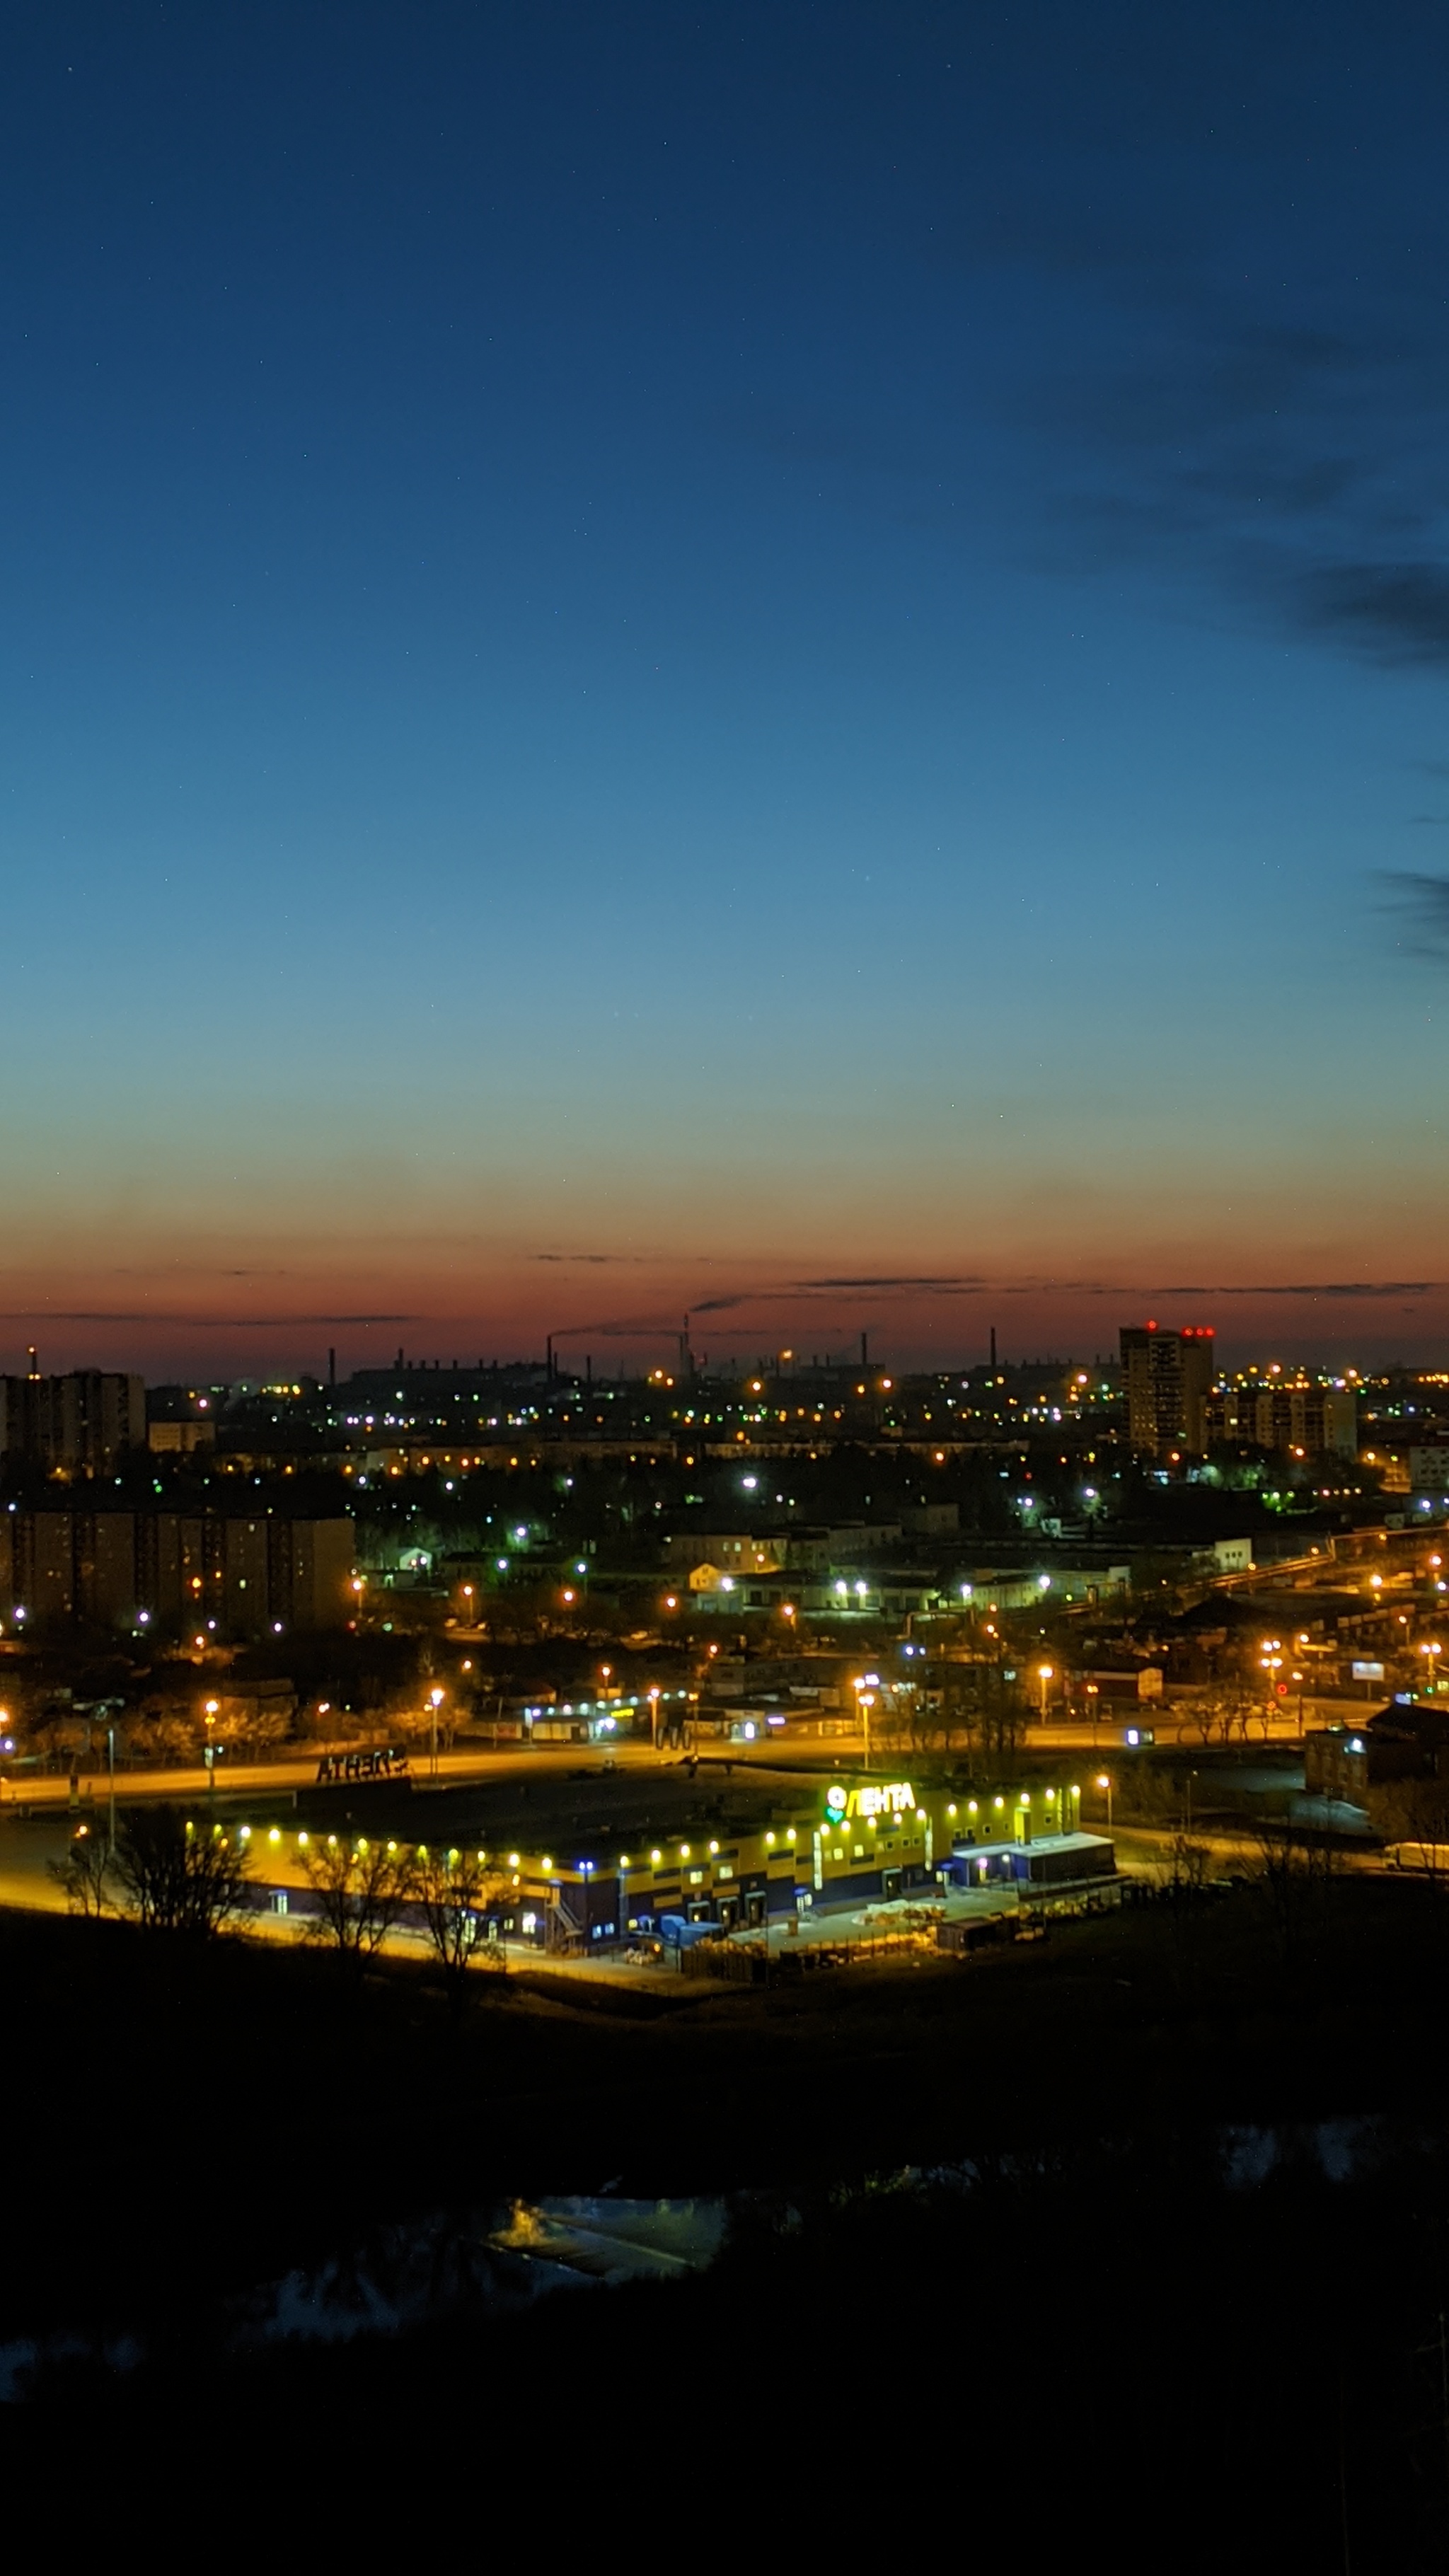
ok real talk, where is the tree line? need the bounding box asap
[49,1810,507,2015]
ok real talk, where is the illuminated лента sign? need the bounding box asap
[855,1781,916,1818]
[824,1779,916,1821]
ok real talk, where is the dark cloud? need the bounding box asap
[795,1276,985,1294]
[1378,869,1449,957]
[1145,1283,1433,1300]
[1043,322,1358,459]
[1298,562,1449,666]
[0,1311,418,1327]
[1183,453,1362,518]
[548,1313,693,1339]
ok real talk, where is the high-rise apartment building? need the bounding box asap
[1119,1323,1215,1458]
[1204,1382,1358,1460]
[0,1368,145,1475]
[0,1507,354,1633]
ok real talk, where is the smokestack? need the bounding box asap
[586,1354,591,1384]
[546,1334,554,1380]
[26,1346,37,1380]
[990,1326,997,1370]
[328,1346,336,1387]
[861,1332,868,1368]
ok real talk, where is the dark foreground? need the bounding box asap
[11,1878,1449,2558]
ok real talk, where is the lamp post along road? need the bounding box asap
[854,1677,877,1772]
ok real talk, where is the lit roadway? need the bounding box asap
[1027,1706,1332,1752]
[0,1701,1351,1813]
[0,1735,855,1939]
[0,1733,844,1815]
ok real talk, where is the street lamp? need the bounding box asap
[648,1685,661,1751]
[429,1685,444,1780]
[204,1699,219,1796]
[1096,1772,1113,1835]
[1037,1662,1054,1720]
[854,1676,876,1772]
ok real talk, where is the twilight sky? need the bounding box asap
[6,0,1449,1377]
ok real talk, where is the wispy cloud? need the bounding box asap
[1378,870,1449,958]
[1298,563,1449,666]
[1144,1282,1433,1300]
[0,1310,418,1327]
[794,1276,986,1294]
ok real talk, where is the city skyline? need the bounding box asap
[7,4,1449,1374]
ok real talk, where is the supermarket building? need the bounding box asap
[610,1775,1108,1939]
[241,1771,1116,1950]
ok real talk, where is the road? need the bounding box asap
[0,1731,849,1814]
[1029,1712,1312,1752]
[0,1704,1346,1810]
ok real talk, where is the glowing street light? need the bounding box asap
[853,1674,877,1772]
[1095,1771,1113,1834]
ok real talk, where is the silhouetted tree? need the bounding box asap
[47,1823,112,1917]
[1242,1812,1341,1967]
[414,1847,505,2016]
[112,1805,251,1935]
[299,1832,417,1963]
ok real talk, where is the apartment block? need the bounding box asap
[0,1508,354,1634]
[1120,1324,1215,1458]
[0,1370,146,1474]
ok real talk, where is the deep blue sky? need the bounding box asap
[6,1,1449,1374]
